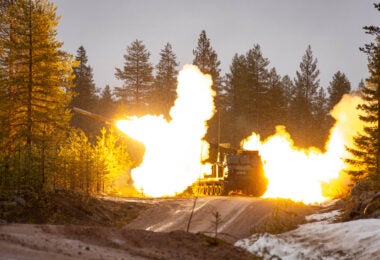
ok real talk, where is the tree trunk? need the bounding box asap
[27,1,32,147]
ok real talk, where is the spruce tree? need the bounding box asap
[327,71,351,111]
[225,54,248,115]
[357,79,365,92]
[152,42,178,119]
[325,71,351,147]
[266,68,287,134]
[347,3,380,188]
[225,54,249,146]
[115,39,153,116]
[312,87,329,148]
[245,45,270,137]
[281,75,295,127]
[98,85,115,119]
[70,46,99,136]
[225,46,272,145]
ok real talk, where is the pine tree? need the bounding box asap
[0,0,17,187]
[347,3,380,188]
[115,39,153,116]
[151,42,178,119]
[289,45,322,148]
[327,71,351,111]
[70,46,99,136]
[0,0,75,189]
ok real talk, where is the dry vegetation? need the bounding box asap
[0,190,148,226]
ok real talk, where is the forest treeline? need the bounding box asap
[0,0,379,196]
[0,0,136,195]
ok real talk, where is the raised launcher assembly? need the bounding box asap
[72,107,112,124]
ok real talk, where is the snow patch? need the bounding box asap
[305,209,341,223]
[236,204,380,259]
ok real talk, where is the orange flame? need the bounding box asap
[116,65,215,197]
[117,61,363,203]
[243,94,363,203]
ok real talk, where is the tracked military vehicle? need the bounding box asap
[192,148,267,197]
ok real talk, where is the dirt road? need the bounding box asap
[125,196,316,242]
[0,197,317,259]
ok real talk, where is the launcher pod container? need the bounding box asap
[72,107,112,124]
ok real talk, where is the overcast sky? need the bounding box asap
[52,0,378,91]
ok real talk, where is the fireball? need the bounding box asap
[243,94,363,203]
[117,65,215,197]
[117,61,362,203]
